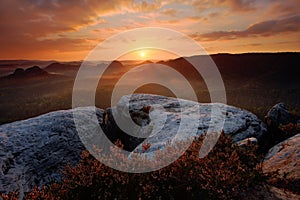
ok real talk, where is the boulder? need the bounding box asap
[263,133,300,180]
[265,103,295,128]
[103,94,268,156]
[0,94,268,193]
[0,107,103,193]
[265,103,299,144]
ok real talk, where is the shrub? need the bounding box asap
[279,123,300,140]
[1,132,267,200]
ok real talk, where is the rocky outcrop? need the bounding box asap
[265,103,299,144]
[0,94,268,193]
[13,68,25,76]
[102,106,149,151]
[25,66,48,76]
[262,133,300,199]
[103,94,268,155]
[0,107,103,193]
[8,66,48,78]
[263,133,300,180]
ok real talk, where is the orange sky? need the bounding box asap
[0,0,299,61]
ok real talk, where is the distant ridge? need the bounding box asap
[7,66,48,78]
[210,52,300,81]
[45,62,80,72]
[160,52,300,83]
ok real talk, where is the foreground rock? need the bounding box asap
[262,133,300,199]
[246,184,300,200]
[0,94,268,193]
[103,94,268,156]
[0,107,103,193]
[263,133,300,180]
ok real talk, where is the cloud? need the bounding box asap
[161,8,178,17]
[0,0,164,38]
[0,0,299,59]
[264,0,300,17]
[0,0,116,40]
[131,0,163,12]
[186,16,207,22]
[0,0,165,59]
[192,15,300,41]
[192,0,257,12]
[217,0,256,11]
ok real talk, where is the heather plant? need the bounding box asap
[279,123,300,140]
[1,132,267,200]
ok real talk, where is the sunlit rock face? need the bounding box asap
[0,107,104,193]
[0,94,268,193]
[104,94,268,156]
[263,133,300,180]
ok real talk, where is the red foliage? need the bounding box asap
[1,132,267,200]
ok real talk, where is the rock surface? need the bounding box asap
[265,103,299,144]
[263,133,300,180]
[102,107,147,151]
[104,94,268,156]
[0,107,103,193]
[246,184,300,200]
[0,94,268,193]
[265,103,296,128]
[236,137,258,147]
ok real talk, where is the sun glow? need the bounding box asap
[116,48,178,61]
[139,51,146,58]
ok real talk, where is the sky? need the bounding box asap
[0,0,299,61]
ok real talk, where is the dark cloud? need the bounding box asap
[0,0,121,42]
[0,0,162,34]
[266,0,300,17]
[192,15,300,41]
[0,0,164,58]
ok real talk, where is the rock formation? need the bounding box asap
[265,102,299,144]
[0,107,103,193]
[263,133,300,180]
[8,66,48,78]
[0,94,269,193]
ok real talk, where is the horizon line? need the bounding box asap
[0,51,299,63]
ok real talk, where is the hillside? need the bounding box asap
[0,53,299,124]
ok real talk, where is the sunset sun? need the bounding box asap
[139,51,146,58]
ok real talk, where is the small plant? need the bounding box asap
[142,142,151,152]
[279,123,300,140]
